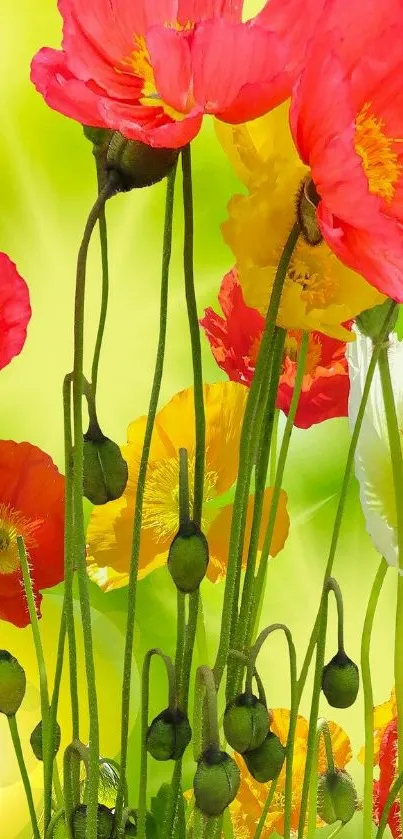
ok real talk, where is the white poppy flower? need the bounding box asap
[347,330,403,568]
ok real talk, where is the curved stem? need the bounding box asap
[45,808,65,839]
[214,223,300,688]
[252,778,278,839]
[375,768,403,837]
[362,558,388,838]
[8,715,40,839]
[64,740,90,838]
[114,164,177,838]
[227,649,267,706]
[327,577,345,654]
[91,156,110,396]
[194,666,220,755]
[328,824,344,839]
[378,344,403,822]
[307,718,337,839]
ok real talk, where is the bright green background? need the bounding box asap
[0,2,397,837]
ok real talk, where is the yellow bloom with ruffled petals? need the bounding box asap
[216,103,384,342]
[87,382,289,590]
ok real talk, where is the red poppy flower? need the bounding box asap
[0,442,65,628]
[30,0,324,149]
[0,254,31,371]
[290,0,403,301]
[200,269,350,429]
[373,719,401,839]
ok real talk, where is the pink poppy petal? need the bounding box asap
[0,255,31,370]
[178,0,243,21]
[146,25,193,115]
[31,48,111,129]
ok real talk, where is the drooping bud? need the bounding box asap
[168,521,209,593]
[322,651,359,709]
[83,426,128,506]
[243,731,285,783]
[72,804,114,839]
[223,693,269,754]
[296,177,322,246]
[106,133,179,191]
[317,769,358,825]
[146,708,192,761]
[30,719,61,760]
[0,650,26,716]
[356,299,399,341]
[193,747,240,817]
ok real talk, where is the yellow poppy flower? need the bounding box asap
[230,708,352,838]
[86,382,289,590]
[216,103,384,342]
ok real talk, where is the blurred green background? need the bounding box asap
[0,1,397,836]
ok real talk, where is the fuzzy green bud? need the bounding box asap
[224,693,269,754]
[193,747,240,817]
[356,299,398,340]
[72,804,114,839]
[317,769,358,825]
[322,651,359,709]
[0,650,26,716]
[106,133,179,191]
[243,731,285,783]
[168,521,209,593]
[146,708,192,761]
[30,718,61,760]
[83,428,128,506]
[296,177,322,246]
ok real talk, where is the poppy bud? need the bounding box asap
[83,431,128,506]
[223,693,269,754]
[243,731,285,783]
[72,804,114,839]
[0,650,26,716]
[296,177,322,246]
[146,708,192,761]
[168,521,209,593]
[317,769,358,825]
[30,719,61,760]
[193,747,240,817]
[322,651,359,709]
[106,133,179,191]
[357,299,399,341]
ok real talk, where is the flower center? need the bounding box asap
[142,455,217,542]
[0,503,42,575]
[354,102,403,203]
[286,254,338,312]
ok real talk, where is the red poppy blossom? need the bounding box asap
[200,269,350,429]
[0,442,65,628]
[290,0,403,301]
[30,0,324,149]
[373,719,401,839]
[0,254,31,371]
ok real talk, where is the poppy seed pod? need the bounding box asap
[83,431,128,506]
[72,804,114,839]
[30,719,61,760]
[243,731,285,783]
[322,651,359,709]
[106,133,179,191]
[168,521,209,593]
[296,177,322,246]
[0,650,26,716]
[317,769,358,825]
[193,747,240,817]
[223,693,269,754]
[146,708,192,761]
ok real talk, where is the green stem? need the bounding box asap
[214,223,300,688]
[270,409,280,486]
[181,145,205,527]
[72,179,115,839]
[64,740,89,839]
[328,824,344,839]
[375,768,403,837]
[175,591,186,683]
[223,808,235,839]
[45,808,65,839]
[327,577,345,654]
[91,155,110,396]
[194,666,220,752]
[179,448,191,526]
[114,165,177,838]
[179,591,199,711]
[297,301,398,704]
[8,715,40,839]
[17,536,51,830]
[307,718,335,839]
[196,595,209,665]
[252,778,278,839]
[378,344,403,819]
[362,558,388,838]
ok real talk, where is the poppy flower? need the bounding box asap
[0,254,31,371]
[30,0,325,150]
[0,441,65,627]
[347,330,403,568]
[216,103,384,341]
[229,708,352,837]
[86,381,289,590]
[201,269,351,429]
[373,719,401,838]
[290,0,403,301]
